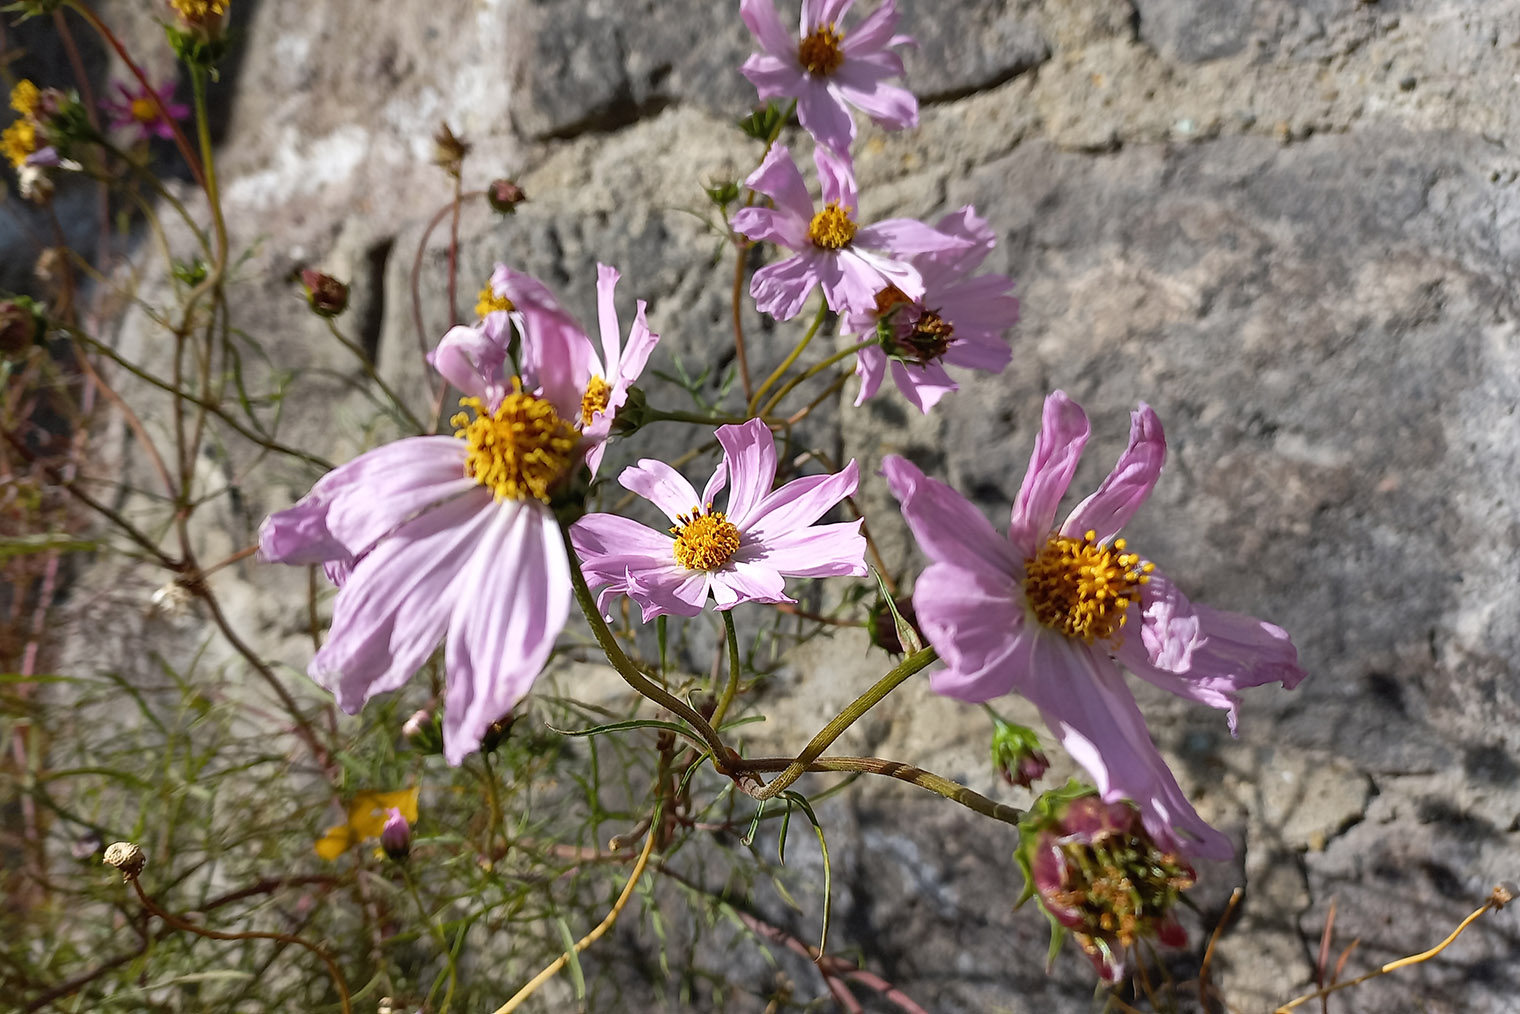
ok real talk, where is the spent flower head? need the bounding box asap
[843,206,1018,413]
[884,391,1307,860]
[1018,792,1195,982]
[740,0,917,155]
[572,417,867,619]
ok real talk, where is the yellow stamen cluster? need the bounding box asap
[475,283,514,319]
[169,0,228,21]
[1023,530,1153,644]
[808,201,857,250]
[1048,833,1194,948]
[451,385,578,502]
[2,120,36,169]
[129,97,158,124]
[580,374,611,424]
[671,504,741,571]
[10,80,40,117]
[798,23,846,76]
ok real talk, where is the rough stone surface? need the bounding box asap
[26,0,1520,1011]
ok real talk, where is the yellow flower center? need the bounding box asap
[10,80,40,117]
[1023,530,1153,644]
[129,97,157,123]
[808,201,857,250]
[170,0,228,21]
[451,385,578,502]
[580,374,611,425]
[2,120,37,169]
[798,23,846,76]
[475,283,514,319]
[671,504,741,571]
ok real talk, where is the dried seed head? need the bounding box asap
[103,841,146,881]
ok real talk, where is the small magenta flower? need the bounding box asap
[843,206,1018,413]
[884,391,1307,860]
[731,144,968,320]
[261,301,596,765]
[1020,794,1195,982]
[101,80,189,143]
[571,418,867,619]
[740,0,917,155]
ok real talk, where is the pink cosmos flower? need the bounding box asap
[571,418,867,619]
[740,0,917,155]
[842,206,1017,413]
[101,80,189,143]
[731,143,968,320]
[430,262,657,476]
[884,392,1307,860]
[261,285,596,765]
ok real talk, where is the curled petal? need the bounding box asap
[430,324,508,408]
[743,459,858,541]
[882,455,1018,579]
[1009,391,1090,557]
[1062,403,1166,542]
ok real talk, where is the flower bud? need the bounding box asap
[401,709,444,755]
[987,710,1049,789]
[300,269,349,318]
[380,808,411,861]
[487,177,527,214]
[478,712,517,754]
[0,297,42,356]
[103,840,146,881]
[1017,792,1196,982]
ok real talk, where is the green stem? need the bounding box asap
[748,297,828,415]
[402,865,458,1014]
[711,610,742,729]
[559,524,733,765]
[641,408,753,427]
[736,646,936,799]
[758,342,859,418]
[324,319,426,433]
[738,754,1023,826]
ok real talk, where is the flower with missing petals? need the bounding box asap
[1021,793,1195,981]
[884,391,1306,859]
[101,80,189,143]
[261,299,594,764]
[731,143,968,320]
[843,206,1017,412]
[430,263,656,476]
[571,418,866,619]
[740,0,917,155]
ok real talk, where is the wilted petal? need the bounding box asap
[853,343,888,405]
[1017,636,1234,861]
[731,205,809,251]
[752,251,824,321]
[430,324,508,408]
[889,359,957,413]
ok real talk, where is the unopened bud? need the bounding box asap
[0,297,42,356]
[703,177,741,208]
[380,808,411,861]
[300,269,348,318]
[103,840,146,881]
[988,709,1049,790]
[478,712,517,754]
[401,709,444,755]
[487,178,527,214]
